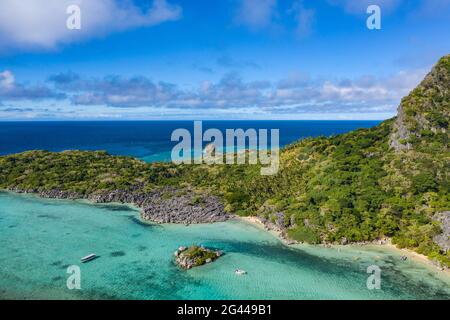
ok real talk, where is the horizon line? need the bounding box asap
[0,119,387,122]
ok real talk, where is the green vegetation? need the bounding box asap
[1,55,449,266]
[0,150,180,194]
[183,246,219,266]
[175,245,221,269]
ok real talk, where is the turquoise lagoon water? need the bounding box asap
[1,191,449,300]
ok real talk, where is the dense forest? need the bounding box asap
[1,55,449,266]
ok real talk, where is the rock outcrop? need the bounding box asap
[174,245,223,269]
[390,104,412,152]
[434,212,450,253]
[390,54,449,152]
[9,186,229,224]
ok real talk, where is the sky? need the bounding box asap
[0,0,449,120]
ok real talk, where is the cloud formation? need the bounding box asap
[0,66,429,119]
[35,67,428,115]
[0,0,182,50]
[0,70,65,101]
[235,0,277,30]
[235,0,315,38]
[288,0,315,37]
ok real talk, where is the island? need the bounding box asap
[0,55,449,268]
[174,245,223,269]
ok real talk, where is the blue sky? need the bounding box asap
[0,0,449,120]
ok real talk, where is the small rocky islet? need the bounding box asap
[174,245,223,269]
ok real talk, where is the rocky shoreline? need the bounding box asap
[6,186,229,224]
[237,215,297,245]
[4,187,449,273]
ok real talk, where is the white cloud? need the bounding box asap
[48,67,428,115]
[0,71,15,90]
[0,0,182,51]
[273,68,428,107]
[289,1,315,38]
[235,0,316,37]
[235,0,277,30]
[2,67,429,119]
[0,70,65,100]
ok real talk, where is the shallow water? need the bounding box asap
[0,191,449,300]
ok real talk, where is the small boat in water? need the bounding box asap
[235,269,247,275]
[81,253,97,263]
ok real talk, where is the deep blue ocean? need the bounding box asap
[0,121,381,161]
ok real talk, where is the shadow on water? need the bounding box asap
[37,214,60,220]
[128,215,161,228]
[110,251,126,257]
[54,256,102,268]
[50,260,63,267]
[93,203,138,212]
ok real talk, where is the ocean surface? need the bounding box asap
[1,120,450,300]
[0,121,380,161]
[1,191,449,300]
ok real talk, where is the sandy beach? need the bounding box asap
[236,215,450,277]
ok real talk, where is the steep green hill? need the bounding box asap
[1,55,449,265]
[174,55,449,263]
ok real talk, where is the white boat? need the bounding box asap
[81,253,97,263]
[235,269,247,275]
